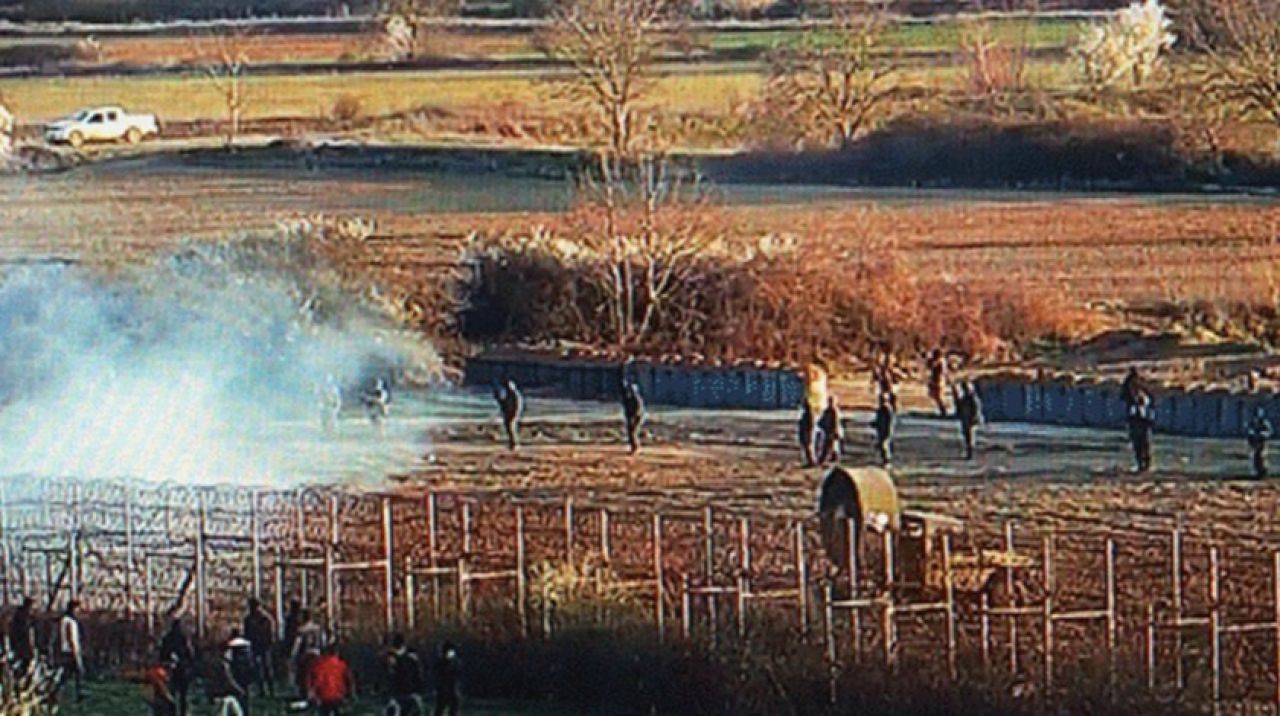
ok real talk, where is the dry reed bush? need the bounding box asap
[461,220,1095,365]
[528,554,641,630]
[0,659,59,715]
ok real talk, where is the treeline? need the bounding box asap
[0,0,376,22]
[0,0,1123,23]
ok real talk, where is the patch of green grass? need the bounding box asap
[704,16,1086,55]
[67,678,567,716]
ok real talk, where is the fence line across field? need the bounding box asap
[6,477,1280,712]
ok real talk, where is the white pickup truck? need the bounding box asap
[44,106,160,148]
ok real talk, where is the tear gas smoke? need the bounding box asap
[0,236,442,485]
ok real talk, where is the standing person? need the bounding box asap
[291,610,325,700]
[620,380,645,455]
[1121,366,1149,408]
[953,381,984,461]
[431,642,461,716]
[384,633,426,716]
[143,661,178,716]
[207,635,249,716]
[1127,392,1156,473]
[494,380,523,451]
[871,349,901,413]
[321,376,343,434]
[243,598,276,698]
[1249,407,1274,479]
[364,378,391,430]
[9,597,35,675]
[926,349,949,417]
[281,600,302,694]
[226,631,255,715]
[815,396,843,465]
[159,620,195,716]
[57,600,83,704]
[307,643,355,716]
[797,401,816,468]
[871,392,895,467]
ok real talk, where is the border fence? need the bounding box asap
[4,476,1280,714]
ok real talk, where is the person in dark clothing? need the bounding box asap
[281,600,302,690]
[926,350,949,417]
[243,598,276,698]
[384,634,426,716]
[494,380,523,451]
[159,620,196,716]
[1121,366,1149,408]
[1127,393,1156,473]
[871,392,895,467]
[620,380,645,454]
[797,401,816,467]
[226,631,255,715]
[816,397,842,465]
[207,635,249,716]
[1248,407,1273,479]
[953,381,984,460]
[144,662,178,716]
[9,597,35,674]
[432,642,461,716]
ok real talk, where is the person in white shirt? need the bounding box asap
[58,600,84,703]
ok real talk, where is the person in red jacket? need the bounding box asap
[306,643,356,716]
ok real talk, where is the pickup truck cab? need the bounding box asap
[44,106,160,148]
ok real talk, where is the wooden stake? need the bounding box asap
[737,516,750,640]
[1042,533,1054,698]
[564,497,574,564]
[654,513,665,642]
[944,534,957,682]
[1210,545,1221,716]
[1106,537,1117,698]
[516,506,528,635]
[794,521,808,635]
[1006,522,1019,676]
[382,496,394,634]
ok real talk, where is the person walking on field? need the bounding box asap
[494,380,523,451]
[57,600,84,704]
[871,391,895,467]
[1127,392,1156,473]
[953,381,984,461]
[816,396,843,465]
[9,597,35,675]
[208,635,249,716]
[1248,407,1273,479]
[620,379,645,454]
[431,642,461,716]
[307,643,355,716]
[291,609,325,701]
[797,401,817,467]
[243,598,276,698]
[926,349,949,417]
[383,633,426,716]
[159,620,196,716]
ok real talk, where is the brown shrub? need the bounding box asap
[329,93,364,125]
[460,226,1094,365]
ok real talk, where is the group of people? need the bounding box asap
[144,598,462,716]
[1,594,463,716]
[321,376,394,435]
[806,350,985,469]
[493,376,646,454]
[1123,366,1277,478]
[2,597,87,707]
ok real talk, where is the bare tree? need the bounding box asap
[1184,0,1280,132]
[537,0,680,160]
[764,2,896,149]
[203,31,252,148]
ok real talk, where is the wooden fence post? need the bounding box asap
[653,513,665,642]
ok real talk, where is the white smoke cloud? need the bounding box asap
[0,236,441,486]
